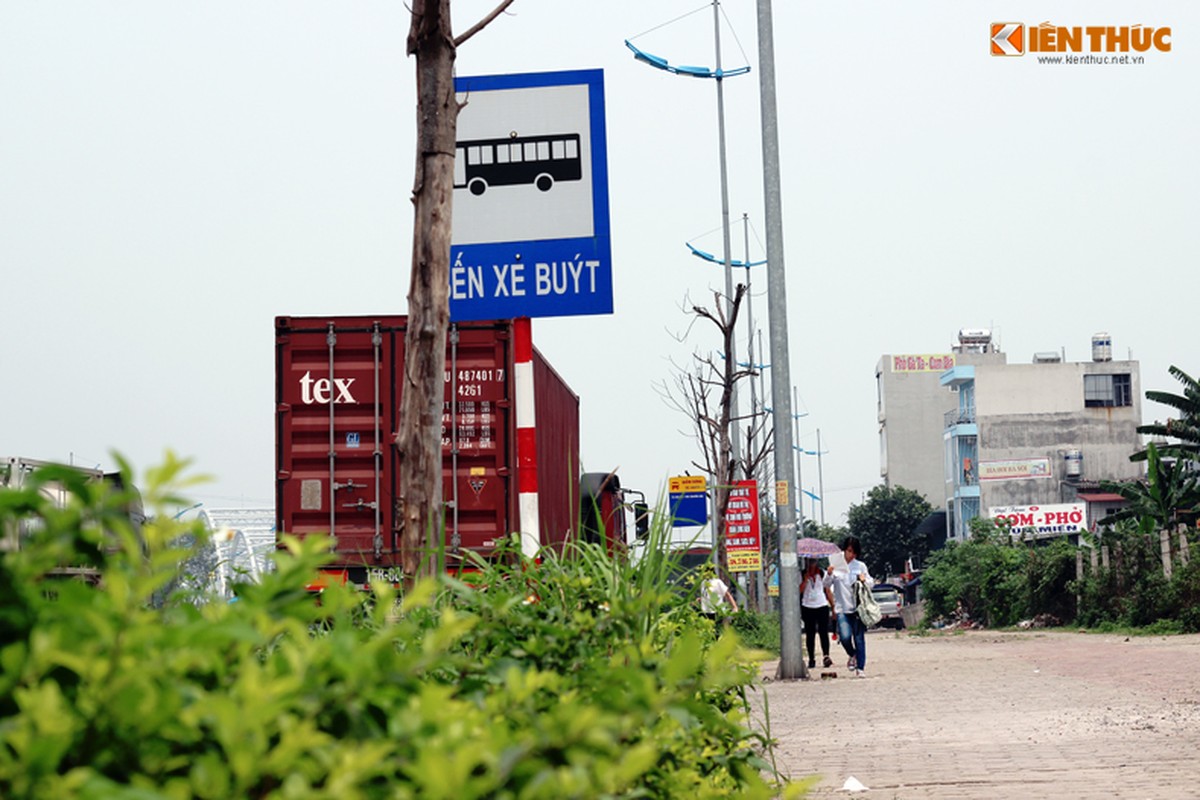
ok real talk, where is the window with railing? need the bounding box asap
[944,404,976,427]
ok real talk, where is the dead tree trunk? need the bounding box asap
[711,287,740,571]
[398,0,513,580]
[659,286,770,574]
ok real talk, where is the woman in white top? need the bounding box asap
[824,536,874,677]
[800,557,835,669]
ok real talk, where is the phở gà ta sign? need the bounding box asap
[891,354,955,373]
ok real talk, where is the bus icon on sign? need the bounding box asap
[454,133,582,196]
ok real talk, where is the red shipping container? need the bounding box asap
[275,315,588,583]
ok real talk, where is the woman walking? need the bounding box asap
[825,536,874,677]
[800,558,834,670]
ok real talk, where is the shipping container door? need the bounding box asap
[276,319,394,565]
[439,324,512,561]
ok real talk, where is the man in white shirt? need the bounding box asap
[700,570,738,622]
[825,536,873,676]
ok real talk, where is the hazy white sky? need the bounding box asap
[3,1,1197,527]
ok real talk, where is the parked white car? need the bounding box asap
[871,584,905,629]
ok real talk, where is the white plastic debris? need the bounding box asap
[842,776,869,792]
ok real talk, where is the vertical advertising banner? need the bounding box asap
[725,479,761,573]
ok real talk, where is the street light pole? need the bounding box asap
[742,213,769,610]
[743,214,755,469]
[817,427,826,525]
[755,0,804,679]
[712,0,739,475]
[793,386,806,539]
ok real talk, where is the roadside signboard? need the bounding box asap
[978,457,1052,481]
[726,479,761,573]
[988,502,1087,538]
[449,69,612,322]
[668,475,707,527]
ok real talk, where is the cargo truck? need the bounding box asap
[275,315,641,586]
[1,456,145,580]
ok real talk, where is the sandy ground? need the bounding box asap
[755,629,1200,799]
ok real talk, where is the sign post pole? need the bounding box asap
[513,316,540,560]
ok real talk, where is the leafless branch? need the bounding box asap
[454,0,516,46]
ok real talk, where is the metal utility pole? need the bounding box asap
[743,213,768,611]
[743,214,756,468]
[712,0,739,473]
[817,427,826,525]
[756,0,803,679]
[793,386,805,539]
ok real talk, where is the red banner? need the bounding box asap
[725,479,761,573]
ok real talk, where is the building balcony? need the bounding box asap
[945,405,976,428]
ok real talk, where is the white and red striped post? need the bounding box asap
[513,316,540,560]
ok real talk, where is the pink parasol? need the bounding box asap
[795,537,841,558]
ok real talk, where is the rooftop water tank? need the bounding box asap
[958,328,992,344]
[956,328,994,354]
[1092,333,1112,362]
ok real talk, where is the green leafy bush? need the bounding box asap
[728,611,781,655]
[923,515,1199,632]
[922,537,1025,627]
[1075,520,1181,630]
[0,458,797,799]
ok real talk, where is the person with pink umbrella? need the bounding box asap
[800,557,835,669]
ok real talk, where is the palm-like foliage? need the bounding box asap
[1135,365,1200,461]
[1101,442,1200,528]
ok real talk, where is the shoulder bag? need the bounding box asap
[854,580,882,628]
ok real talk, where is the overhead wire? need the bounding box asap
[626,4,712,42]
[628,2,753,73]
[719,4,754,69]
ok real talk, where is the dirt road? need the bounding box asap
[757,629,1200,799]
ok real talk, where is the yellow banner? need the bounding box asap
[774,480,789,506]
[891,354,956,373]
[728,550,762,573]
[669,475,707,493]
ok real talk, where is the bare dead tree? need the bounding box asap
[398,0,514,580]
[658,285,773,571]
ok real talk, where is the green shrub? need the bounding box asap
[922,538,1024,627]
[728,611,781,655]
[0,458,797,799]
[1168,556,1200,632]
[1021,537,1077,622]
[925,516,1200,633]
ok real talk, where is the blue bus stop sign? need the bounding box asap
[669,492,708,527]
[449,69,612,322]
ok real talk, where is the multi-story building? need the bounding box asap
[876,330,1006,506]
[941,333,1142,540]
